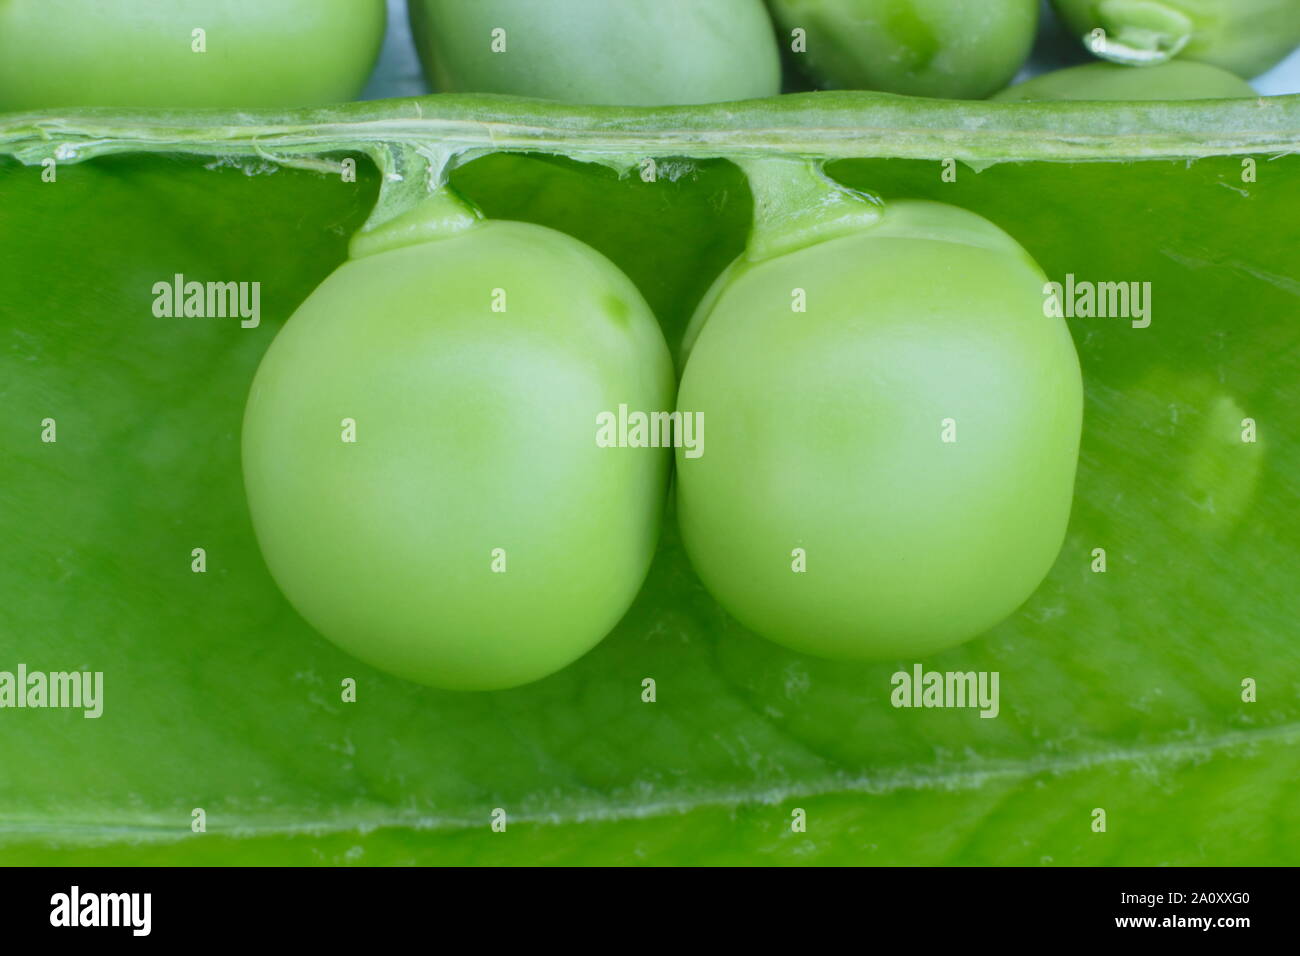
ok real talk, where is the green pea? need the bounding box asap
[676,184,1082,661]
[993,60,1257,101]
[0,0,386,111]
[1051,0,1300,78]
[243,193,674,691]
[407,0,781,106]
[765,0,1039,99]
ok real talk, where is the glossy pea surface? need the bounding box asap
[243,221,674,691]
[675,200,1083,661]
[408,0,781,105]
[0,0,386,110]
[766,0,1039,98]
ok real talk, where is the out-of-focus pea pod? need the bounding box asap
[993,60,1257,101]
[1052,0,1300,78]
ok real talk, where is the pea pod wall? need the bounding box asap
[1,94,1298,865]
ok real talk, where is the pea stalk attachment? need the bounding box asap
[736,156,883,263]
[349,182,483,260]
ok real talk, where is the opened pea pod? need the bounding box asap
[5,55,1299,865]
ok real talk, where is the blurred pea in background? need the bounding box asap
[362,0,1300,101]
